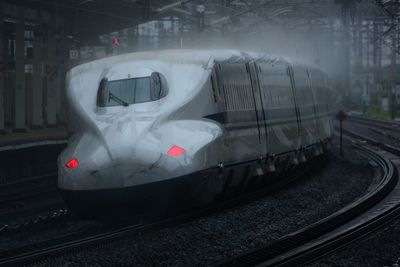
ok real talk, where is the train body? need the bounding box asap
[58,49,333,214]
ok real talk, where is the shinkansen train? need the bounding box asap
[58,49,333,215]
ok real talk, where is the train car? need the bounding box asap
[58,49,333,215]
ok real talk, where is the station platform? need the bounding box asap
[0,127,68,151]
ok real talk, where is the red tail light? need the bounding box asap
[66,158,79,169]
[167,145,185,157]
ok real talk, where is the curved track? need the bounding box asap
[214,120,400,267]
[219,142,399,266]
[0,162,316,267]
[2,126,397,267]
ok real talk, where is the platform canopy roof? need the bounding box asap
[1,0,158,43]
[0,0,398,44]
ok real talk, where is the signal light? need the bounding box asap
[113,37,120,46]
[66,158,79,169]
[167,145,185,157]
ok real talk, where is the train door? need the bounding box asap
[214,62,262,165]
[308,69,331,140]
[308,69,323,142]
[323,73,333,135]
[290,66,319,146]
[307,69,321,142]
[257,62,301,154]
[247,62,268,159]
[210,65,226,122]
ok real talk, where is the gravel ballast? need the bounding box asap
[309,122,400,267]
[28,137,376,267]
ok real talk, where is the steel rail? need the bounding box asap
[344,115,400,144]
[1,126,396,266]
[217,132,399,267]
[0,173,58,206]
[0,161,318,267]
[347,115,400,130]
[0,209,69,235]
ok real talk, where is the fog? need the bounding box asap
[142,19,352,101]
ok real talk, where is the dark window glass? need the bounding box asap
[97,78,108,106]
[107,77,150,106]
[97,72,168,107]
[151,72,162,99]
[135,78,152,103]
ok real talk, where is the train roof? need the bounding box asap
[68,49,320,76]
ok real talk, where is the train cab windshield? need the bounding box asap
[97,72,168,107]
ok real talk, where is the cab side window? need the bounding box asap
[150,72,168,100]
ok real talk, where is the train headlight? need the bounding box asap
[66,158,79,169]
[167,145,186,157]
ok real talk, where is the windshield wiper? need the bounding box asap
[109,92,129,107]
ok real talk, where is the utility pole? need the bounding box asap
[0,5,5,133]
[197,5,205,32]
[14,9,26,131]
[143,0,151,19]
[373,21,379,85]
[336,111,347,157]
[358,18,363,66]
[391,22,398,120]
[343,14,351,107]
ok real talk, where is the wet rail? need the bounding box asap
[0,173,58,206]
[0,161,318,267]
[347,115,400,130]
[3,125,394,267]
[217,128,400,266]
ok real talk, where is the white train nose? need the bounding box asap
[59,138,188,191]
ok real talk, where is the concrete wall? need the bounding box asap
[0,3,67,133]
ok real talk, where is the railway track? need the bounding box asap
[0,161,319,267]
[343,115,400,153]
[0,172,66,242]
[2,125,396,266]
[346,115,400,142]
[214,123,400,266]
[0,173,58,206]
[0,143,65,208]
[347,114,400,130]
[0,209,68,235]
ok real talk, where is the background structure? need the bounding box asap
[0,0,399,133]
